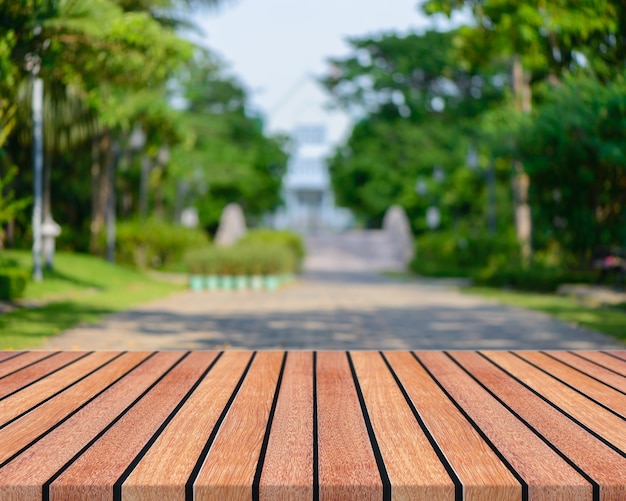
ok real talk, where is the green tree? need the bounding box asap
[422,0,621,261]
[168,50,288,232]
[519,74,626,260]
[323,30,506,233]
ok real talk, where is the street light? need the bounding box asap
[26,48,44,281]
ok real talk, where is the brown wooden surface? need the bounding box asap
[0,351,55,378]
[0,350,625,501]
[259,351,314,501]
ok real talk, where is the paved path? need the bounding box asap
[41,233,624,351]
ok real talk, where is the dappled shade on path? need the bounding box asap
[41,270,623,351]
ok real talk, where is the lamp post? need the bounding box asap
[26,48,44,281]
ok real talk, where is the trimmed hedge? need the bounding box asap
[113,218,209,269]
[184,243,297,276]
[239,229,305,270]
[0,267,29,301]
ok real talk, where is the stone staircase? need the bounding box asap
[304,230,409,273]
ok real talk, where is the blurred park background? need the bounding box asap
[0,0,625,349]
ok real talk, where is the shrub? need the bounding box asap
[410,231,519,276]
[473,262,596,292]
[114,218,209,269]
[184,242,297,276]
[239,229,305,270]
[0,266,29,301]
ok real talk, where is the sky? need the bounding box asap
[191,0,460,131]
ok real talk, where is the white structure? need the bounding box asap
[267,77,353,233]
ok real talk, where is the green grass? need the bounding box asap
[0,250,182,349]
[464,286,626,342]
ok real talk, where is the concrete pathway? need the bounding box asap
[40,233,625,351]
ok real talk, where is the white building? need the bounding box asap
[267,77,353,233]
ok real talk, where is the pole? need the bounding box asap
[487,159,496,234]
[32,76,44,281]
[106,142,120,263]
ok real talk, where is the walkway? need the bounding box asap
[41,233,624,351]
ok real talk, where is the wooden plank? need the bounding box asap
[193,351,284,501]
[0,351,151,464]
[259,351,314,501]
[0,351,86,399]
[515,351,626,416]
[452,351,626,501]
[0,351,56,378]
[543,351,626,393]
[351,351,455,501]
[48,351,220,501]
[384,351,520,501]
[0,351,24,363]
[0,351,119,427]
[575,351,626,374]
[416,351,592,501]
[316,351,382,501]
[0,351,184,501]
[483,351,626,453]
[607,351,626,362]
[122,351,253,501]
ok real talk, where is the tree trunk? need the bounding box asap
[511,54,533,264]
[90,132,109,254]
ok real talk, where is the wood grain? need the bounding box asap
[384,351,520,501]
[483,351,626,453]
[49,352,219,501]
[316,351,382,501]
[0,351,119,427]
[607,351,626,362]
[0,351,183,501]
[515,351,626,416]
[542,351,626,393]
[451,351,626,501]
[0,350,624,500]
[193,351,284,501]
[577,351,626,373]
[0,351,151,464]
[0,351,86,399]
[416,351,592,501]
[0,351,24,363]
[0,351,55,378]
[259,351,314,501]
[351,351,456,501]
[122,351,252,501]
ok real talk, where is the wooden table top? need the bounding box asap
[0,350,625,501]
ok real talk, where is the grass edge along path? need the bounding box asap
[463,286,626,343]
[0,251,182,350]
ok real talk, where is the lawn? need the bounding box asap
[0,250,183,349]
[464,286,626,342]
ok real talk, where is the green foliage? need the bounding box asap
[239,229,305,270]
[0,166,30,228]
[422,0,619,81]
[323,29,508,234]
[114,218,209,269]
[410,230,519,276]
[0,250,180,349]
[169,50,288,232]
[184,242,297,276]
[473,264,595,292]
[323,30,506,124]
[519,74,626,258]
[0,265,29,300]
